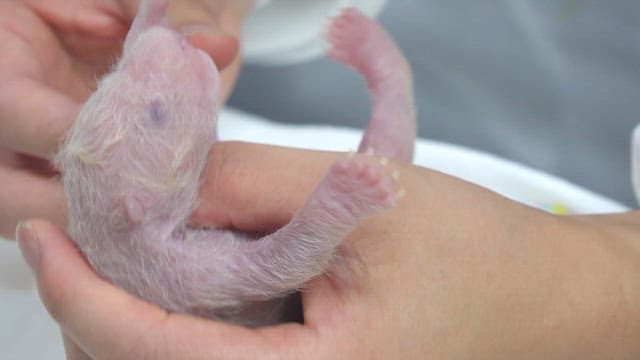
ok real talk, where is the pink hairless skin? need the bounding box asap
[57,0,415,327]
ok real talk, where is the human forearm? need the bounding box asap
[556,211,640,358]
[376,165,640,358]
[476,209,640,358]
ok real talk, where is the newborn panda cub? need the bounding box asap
[57,0,416,327]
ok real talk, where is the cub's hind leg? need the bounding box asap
[328,8,416,162]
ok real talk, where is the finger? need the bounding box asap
[0,166,65,239]
[0,79,80,158]
[0,149,57,177]
[191,142,340,231]
[27,0,127,40]
[169,0,252,70]
[170,0,238,69]
[17,220,308,359]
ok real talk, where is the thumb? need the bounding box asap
[169,0,250,70]
[15,219,171,359]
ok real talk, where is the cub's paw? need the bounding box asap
[324,153,403,215]
[326,8,377,68]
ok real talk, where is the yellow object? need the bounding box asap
[550,203,570,215]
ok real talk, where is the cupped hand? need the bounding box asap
[18,142,640,359]
[0,0,253,238]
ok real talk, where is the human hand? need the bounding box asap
[17,142,640,359]
[0,0,253,238]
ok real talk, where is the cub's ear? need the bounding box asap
[632,124,640,205]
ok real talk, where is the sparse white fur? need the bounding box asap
[57,2,414,327]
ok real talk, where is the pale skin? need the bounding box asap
[3,0,640,358]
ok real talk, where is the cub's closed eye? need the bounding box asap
[148,100,166,125]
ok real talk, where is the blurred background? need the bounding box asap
[229,0,640,207]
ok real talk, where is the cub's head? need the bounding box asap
[58,2,220,229]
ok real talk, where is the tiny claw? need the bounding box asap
[396,188,406,199]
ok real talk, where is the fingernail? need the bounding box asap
[16,222,40,272]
